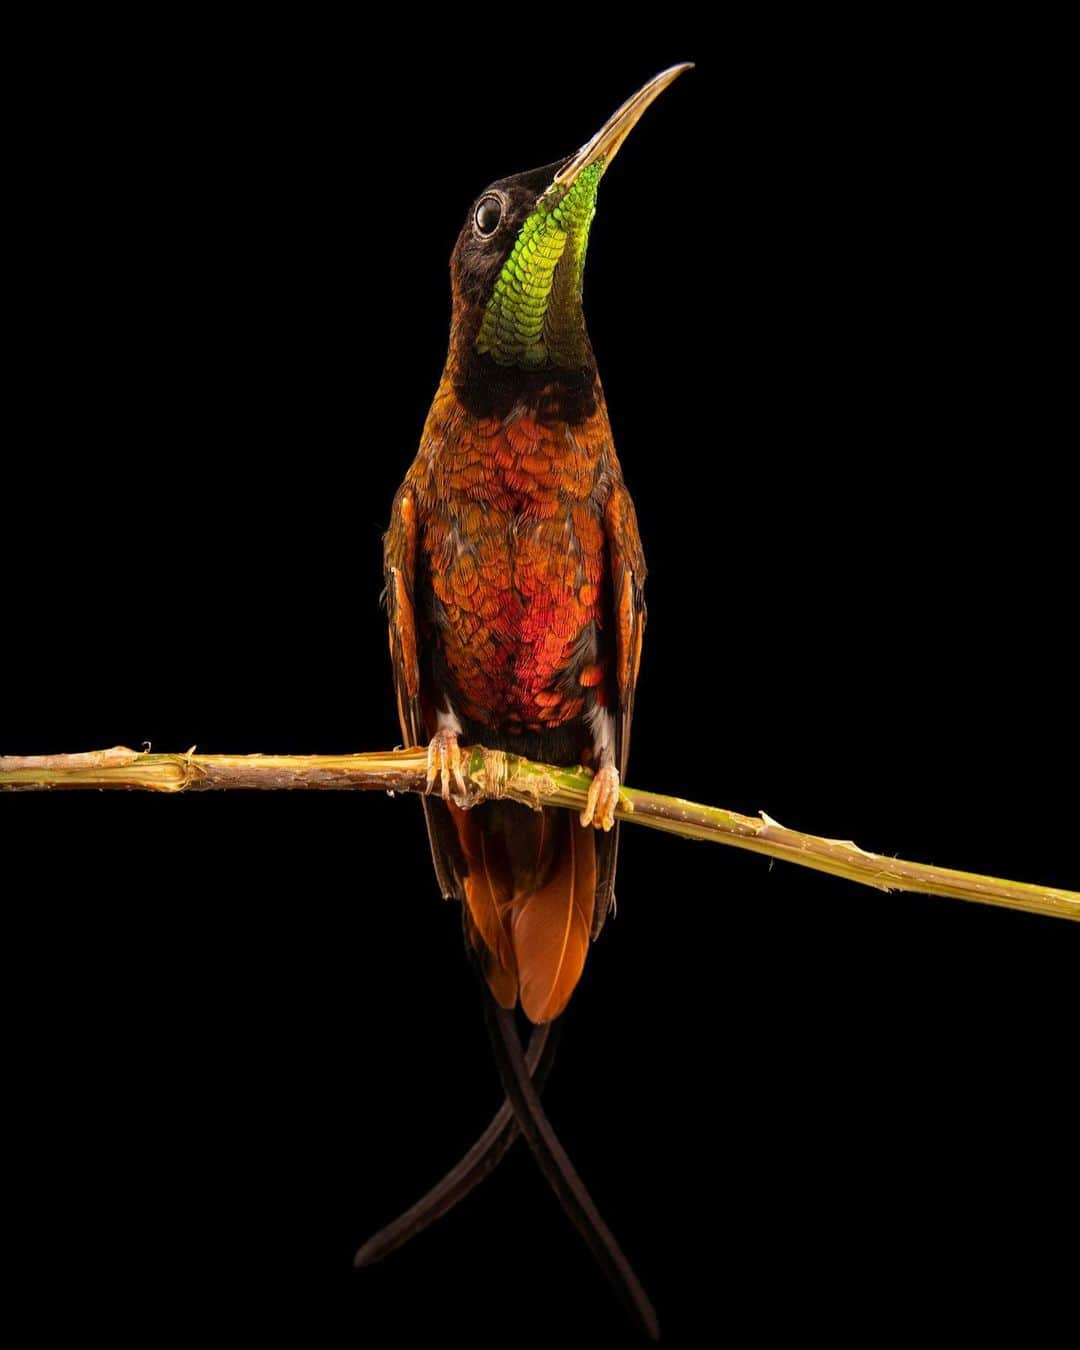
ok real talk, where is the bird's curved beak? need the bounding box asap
[553,63,694,191]
[476,63,694,371]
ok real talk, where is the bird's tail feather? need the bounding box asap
[354,1020,559,1266]
[483,997,660,1341]
[456,802,596,1022]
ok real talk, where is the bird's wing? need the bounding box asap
[592,481,647,937]
[606,482,647,780]
[384,483,464,901]
[384,485,424,747]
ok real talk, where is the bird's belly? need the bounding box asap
[426,504,605,733]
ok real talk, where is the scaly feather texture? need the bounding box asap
[374,61,690,1337]
[384,366,642,1016]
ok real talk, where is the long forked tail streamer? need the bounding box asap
[483,999,660,1342]
[354,1021,559,1266]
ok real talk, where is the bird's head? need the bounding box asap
[447,65,692,405]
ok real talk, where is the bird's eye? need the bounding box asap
[474,195,502,236]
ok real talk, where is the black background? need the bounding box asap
[4,17,1076,1347]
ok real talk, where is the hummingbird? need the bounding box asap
[360,66,692,1338]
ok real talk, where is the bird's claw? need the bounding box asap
[425,729,467,803]
[581,764,620,832]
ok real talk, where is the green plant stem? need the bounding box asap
[1,744,1075,923]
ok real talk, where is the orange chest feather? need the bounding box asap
[417,400,612,728]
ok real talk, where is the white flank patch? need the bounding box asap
[586,704,616,767]
[436,701,464,735]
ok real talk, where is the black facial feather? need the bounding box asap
[450,159,565,306]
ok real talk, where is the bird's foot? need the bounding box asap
[580,764,620,832]
[425,729,468,803]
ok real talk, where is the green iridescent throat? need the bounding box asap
[477,160,603,370]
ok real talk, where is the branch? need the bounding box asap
[2,745,1075,923]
